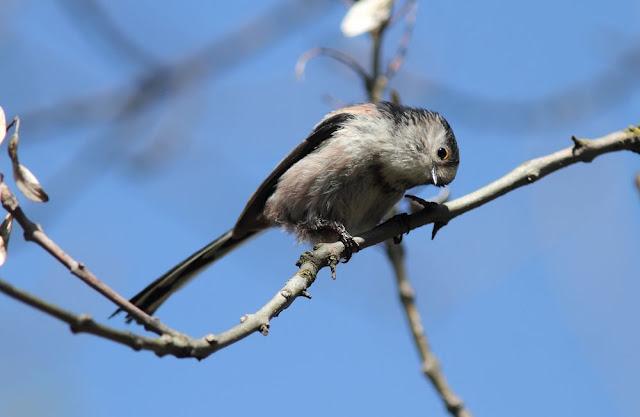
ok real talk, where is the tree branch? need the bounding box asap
[385,0,417,80]
[0,181,182,338]
[360,11,469,413]
[295,47,371,85]
[384,240,471,417]
[1,127,637,360]
[385,186,470,417]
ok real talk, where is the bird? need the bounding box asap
[114,101,459,322]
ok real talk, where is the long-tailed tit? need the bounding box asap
[115,101,459,320]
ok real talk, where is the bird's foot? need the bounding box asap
[336,228,359,262]
[404,194,449,240]
[313,219,360,262]
[405,194,440,211]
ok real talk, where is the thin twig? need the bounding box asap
[1,128,637,359]
[369,24,388,101]
[0,279,169,353]
[295,47,371,84]
[0,181,182,338]
[384,240,471,417]
[368,14,469,414]
[55,0,159,67]
[386,0,417,80]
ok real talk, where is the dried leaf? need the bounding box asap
[14,164,49,202]
[0,106,5,145]
[0,213,13,266]
[341,0,393,37]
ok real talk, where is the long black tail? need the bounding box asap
[112,229,258,322]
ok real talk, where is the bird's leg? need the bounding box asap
[313,219,360,262]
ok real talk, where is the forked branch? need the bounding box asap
[1,126,637,360]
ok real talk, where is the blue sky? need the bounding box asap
[0,1,639,416]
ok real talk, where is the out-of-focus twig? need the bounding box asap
[399,45,640,133]
[18,0,337,228]
[385,0,417,80]
[55,0,159,67]
[22,0,337,137]
[295,47,371,84]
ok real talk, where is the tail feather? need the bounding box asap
[112,229,258,322]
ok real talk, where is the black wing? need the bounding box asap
[233,112,355,237]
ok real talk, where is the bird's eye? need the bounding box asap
[437,147,449,160]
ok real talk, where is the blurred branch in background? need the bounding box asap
[56,0,160,67]
[13,0,638,222]
[14,0,337,226]
[399,44,640,133]
[23,0,336,136]
[1,1,637,414]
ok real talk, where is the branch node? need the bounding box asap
[571,135,586,149]
[398,281,414,302]
[190,349,201,360]
[296,251,317,268]
[446,399,465,415]
[240,314,249,323]
[421,356,439,374]
[328,255,339,279]
[525,173,539,183]
[204,334,217,345]
[132,337,144,351]
[259,322,270,336]
[298,268,315,282]
[626,124,640,136]
[142,317,163,334]
[70,313,94,333]
[280,289,292,299]
[301,290,312,299]
[571,136,592,160]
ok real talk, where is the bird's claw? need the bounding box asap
[393,212,410,244]
[405,194,439,211]
[404,194,449,240]
[339,231,360,262]
[313,219,360,262]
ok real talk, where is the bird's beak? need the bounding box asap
[431,166,439,186]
